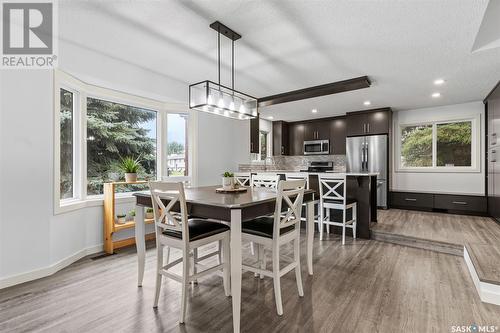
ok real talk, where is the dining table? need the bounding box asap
[133,185,316,333]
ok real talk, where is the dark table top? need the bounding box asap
[134,185,315,209]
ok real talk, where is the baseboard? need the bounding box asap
[0,244,103,290]
[464,246,500,306]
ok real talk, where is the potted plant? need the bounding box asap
[128,210,135,220]
[145,207,154,219]
[119,156,141,183]
[116,213,126,224]
[222,171,234,190]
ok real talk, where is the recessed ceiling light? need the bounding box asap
[311,109,318,113]
[432,92,441,98]
[364,101,371,106]
[434,79,445,85]
[268,116,274,120]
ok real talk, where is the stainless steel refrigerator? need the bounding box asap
[346,135,388,208]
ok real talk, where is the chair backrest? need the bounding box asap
[149,181,189,241]
[251,173,280,188]
[285,172,309,189]
[318,173,347,205]
[234,172,251,187]
[272,179,306,238]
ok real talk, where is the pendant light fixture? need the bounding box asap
[189,21,258,120]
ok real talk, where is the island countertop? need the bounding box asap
[244,170,378,177]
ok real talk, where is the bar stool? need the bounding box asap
[251,173,279,188]
[241,179,306,315]
[149,181,231,323]
[318,174,357,244]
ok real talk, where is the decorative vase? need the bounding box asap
[116,216,126,224]
[222,177,234,190]
[125,173,137,183]
[145,211,154,219]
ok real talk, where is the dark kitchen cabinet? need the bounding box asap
[486,80,500,222]
[250,116,259,154]
[304,121,329,140]
[273,121,289,156]
[289,122,305,156]
[329,117,346,154]
[346,108,392,137]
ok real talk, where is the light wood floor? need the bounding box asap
[1,233,499,332]
[374,209,500,285]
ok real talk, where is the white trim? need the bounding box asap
[463,246,500,306]
[53,69,192,214]
[0,244,103,290]
[395,114,481,173]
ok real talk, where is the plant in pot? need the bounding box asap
[128,210,135,220]
[145,208,154,219]
[116,213,126,224]
[222,171,234,190]
[119,156,141,183]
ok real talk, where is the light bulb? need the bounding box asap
[224,110,229,117]
[239,104,245,114]
[218,97,225,108]
[207,94,213,105]
[229,99,235,111]
[202,105,208,112]
[252,111,257,117]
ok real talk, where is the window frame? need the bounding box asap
[395,115,480,173]
[53,70,191,214]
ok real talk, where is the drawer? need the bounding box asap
[434,194,487,213]
[390,192,433,209]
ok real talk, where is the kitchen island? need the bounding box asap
[244,170,378,239]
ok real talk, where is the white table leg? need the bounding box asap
[135,205,146,287]
[306,201,314,275]
[230,209,242,333]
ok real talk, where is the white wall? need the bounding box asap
[0,43,251,288]
[391,101,485,195]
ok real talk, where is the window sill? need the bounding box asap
[55,193,140,215]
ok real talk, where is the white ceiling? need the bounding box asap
[59,0,500,121]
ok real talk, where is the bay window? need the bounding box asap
[54,71,190,213]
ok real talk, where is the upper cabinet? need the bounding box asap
[304,121,330,141]
[273,121,289,156]
[289,122,305,156]
[329,117,346,154]
[250,116,260,154]
[346,108,392,137]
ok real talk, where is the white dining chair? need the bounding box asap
[318,174,357,244]
[150,181,231,323]
[241,179,306,315]
[251,173,280,188]
[285,172,320,229]
[234,172,251,187]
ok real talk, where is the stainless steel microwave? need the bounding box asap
[304,140,329,155]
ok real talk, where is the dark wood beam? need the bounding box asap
[257,76,371,107]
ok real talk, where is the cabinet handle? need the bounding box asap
[405,198,417,201]
[367,123,370,133]
[452,201,467,205]
[363,124,366,133]
[281,146,284,154]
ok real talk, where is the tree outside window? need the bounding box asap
[86,97,157,195]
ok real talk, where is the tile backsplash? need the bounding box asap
[239,155,346,172]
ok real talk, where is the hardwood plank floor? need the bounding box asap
[1,233,499,332]
[375,209,500,246]
[374,209,500,286]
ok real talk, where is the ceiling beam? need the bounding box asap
[257,76,371,107]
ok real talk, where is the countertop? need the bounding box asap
[245,170,378,176]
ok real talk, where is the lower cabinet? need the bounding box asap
[390,191,487,216]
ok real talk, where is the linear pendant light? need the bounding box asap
[189,21,258,120]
